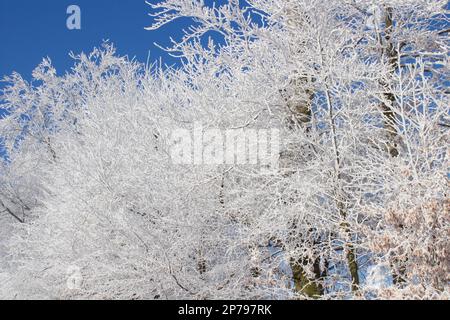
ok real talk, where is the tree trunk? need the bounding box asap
[381,6,399,158]
[325,85,360,292]
[291,256,323,298]
[282,75,327,297]
[381,6,407,284]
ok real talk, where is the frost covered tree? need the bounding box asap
[0,0,448,300]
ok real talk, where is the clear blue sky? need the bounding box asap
[0,0,228,145]
[0,0,191,83]
[0,1,447,86]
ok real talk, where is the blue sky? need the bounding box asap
[0,0,189,83]
[0,1,231,158]
[0,0,195,155]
